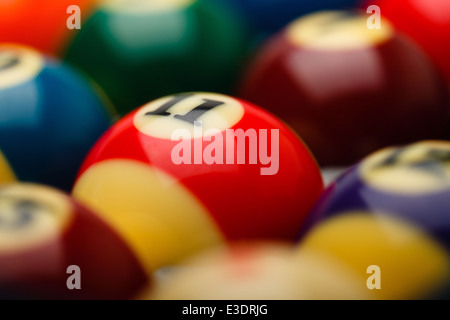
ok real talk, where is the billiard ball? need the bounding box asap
[0,0,99,55]
[297,211,450,300]
[239,11,450,166]
[0,151,16,185]
[0,44,114,191]
[0,183,148,300]
[228,0,360,40]
[63,0,250,115]
[141,242,370,300]
[72,92,324,272]
[302,140,450,241]
[362,0,450,84]
[297,140,450,299]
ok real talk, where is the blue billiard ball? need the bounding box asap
[0,44,115,191]
[228,0,361,39]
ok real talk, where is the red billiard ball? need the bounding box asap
[363,0,450,84]
[240,10,450,166]
[72,92,324,272]
[0,183,148,300]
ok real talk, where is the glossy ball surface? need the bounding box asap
[240,11,450,166]
[0,0,99,55]
[64,0,249,115]
[0,44,114,191]
[0,183,148,300]
[143,242,371,300]
[73,92,324,272]
[363,0,450,83]
[298,141,450,299]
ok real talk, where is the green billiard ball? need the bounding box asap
[64,0,249,115]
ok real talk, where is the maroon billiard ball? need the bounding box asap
[240,10,450,166]
[0,183,148,300]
